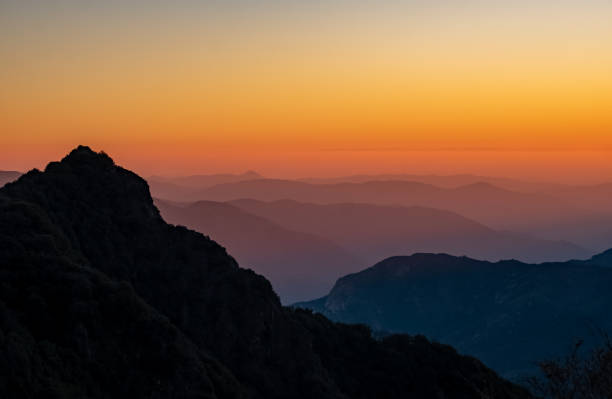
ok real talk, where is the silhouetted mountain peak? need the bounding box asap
[63,144,107,160]
[56,145,125,174]
[8,146,161,225]
[38,145,114,173]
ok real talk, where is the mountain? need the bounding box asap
[299,174,612,221]
[152,170,262,187]
[0,146,529,398]
[543,182,612,215]
[514,211,612,254]
[158,198,588,302]
[194,179,588,230]
[148,171,263,201]
[296,252,612,379]
[151,174,612,252]
[191,178,612,252]
[0,196,245,398]
[229,199,588,264]
[155,199,358,303]
[589,248,612,267]
[299,173,566,193]
[0,170,21,187]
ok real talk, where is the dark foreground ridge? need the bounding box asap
[0,146,530,398]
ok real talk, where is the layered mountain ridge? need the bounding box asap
[229,199,587,264]
[156,197,588,304]
[0,146,529,398]
[155,199,358,303]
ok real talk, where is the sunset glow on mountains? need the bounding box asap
[3,3,612,396]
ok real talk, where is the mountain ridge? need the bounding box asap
[190,177,589,229]
[0,146,530,398]
[155,198,358,303]
[229,198,588,263]
[296,251,612,379]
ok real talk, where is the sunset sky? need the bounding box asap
[1,0,611,182]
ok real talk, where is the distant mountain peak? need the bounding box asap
[242,170,261,177]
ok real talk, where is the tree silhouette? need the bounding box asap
[527,334,612,399]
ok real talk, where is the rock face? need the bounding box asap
[0,146,530,399]
[296,252,612,379]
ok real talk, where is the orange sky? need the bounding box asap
[1,1,611,183]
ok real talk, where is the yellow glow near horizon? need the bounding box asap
[1,1,611,181]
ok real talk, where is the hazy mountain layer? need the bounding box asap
[148,171,262,200]
[156,199,357,303]
[195,179,580,227]
[298,173,567,193]
[230,199,588,264]
[180,178,610,251]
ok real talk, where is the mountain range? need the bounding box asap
[299,174,612,214]
[155,197,587,303]
[155,199,357,303]
[190,179,579,227]
[148,171,262,200]
[544,183,612,214]
[151,177,610,251]
[0,146,529,398]
[296,251,612,379]
[298,173,568,193]
[230,199,588,264]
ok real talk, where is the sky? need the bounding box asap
[1,0,611,182]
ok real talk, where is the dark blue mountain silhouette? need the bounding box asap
[296,251,612,379]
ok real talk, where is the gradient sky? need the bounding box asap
[1,0,611,182]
